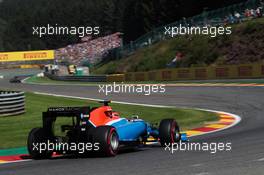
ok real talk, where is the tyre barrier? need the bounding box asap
[0,91,25,117]
[45,73,107,82]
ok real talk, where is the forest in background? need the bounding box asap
[0,0,245,51]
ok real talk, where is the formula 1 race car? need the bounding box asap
[9,76,22,83]
[27,100,187,159]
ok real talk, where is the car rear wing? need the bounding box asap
[45,107,90,116]
[42,107,90,134]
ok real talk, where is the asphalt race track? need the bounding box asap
[0,73,264,175]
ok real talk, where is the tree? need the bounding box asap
[0,0,248,51]
[0,18,6,51]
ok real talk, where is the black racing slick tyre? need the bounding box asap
[27,127,53,159]
[93,126,119,156]
[159,119,180,146]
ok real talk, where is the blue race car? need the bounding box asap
[27,100,187,158]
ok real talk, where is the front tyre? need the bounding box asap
[93,126,119,156]
[159,119,180,146]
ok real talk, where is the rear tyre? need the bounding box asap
[93,126,119,156]
[27,127,53,159]
[159,119,180,146]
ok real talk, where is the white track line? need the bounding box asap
[21,77,31,83]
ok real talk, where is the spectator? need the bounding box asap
[223,16,229,25]
[245,9,251,18]
[167,52,183,68]
[234,11,241,23]
[250,9,256,17]
[228,14,235,24]
[256,7,263,17]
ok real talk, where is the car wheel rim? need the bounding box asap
[170,122,176,143]
[110,132,119,151]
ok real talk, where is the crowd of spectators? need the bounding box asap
[223,6,263,25]
[55,32,122,65]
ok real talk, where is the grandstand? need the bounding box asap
[0,33,122,68]
[55,32,122,66]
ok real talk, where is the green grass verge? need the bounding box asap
[0,92,218,149]
[26,76,264,86]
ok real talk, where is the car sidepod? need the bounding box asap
[108,118,147,142]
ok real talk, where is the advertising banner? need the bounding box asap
[0,50,54,62]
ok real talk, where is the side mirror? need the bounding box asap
[131,115,139,119]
